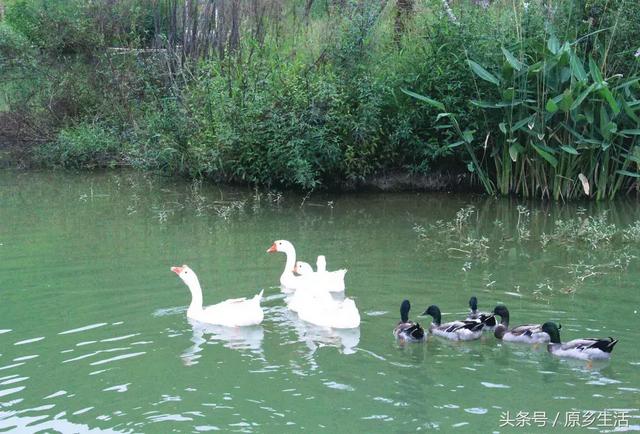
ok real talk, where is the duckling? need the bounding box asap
[541,322,618,361]
[465,296,497,331]
[393,300,425,343]
[493,305,550,343]
[422,305,491,341]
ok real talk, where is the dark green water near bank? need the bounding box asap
[0,170,638,432]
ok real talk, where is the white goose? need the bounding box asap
[297,296,361,329]
[267,240,346,292]
[171,265,264,327]
[289,261,360,329]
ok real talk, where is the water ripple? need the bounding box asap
[90,351,146,366]
[14,337,45,346]
[58,323,108,335]
[0,386,25,398]
[480,382,510,389]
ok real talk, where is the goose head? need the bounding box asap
[293,261,313,276]
[266,240,295,255]
[171,265,199,289]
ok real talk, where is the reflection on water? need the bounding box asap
[1,170,639,432]
[181,319,265,366]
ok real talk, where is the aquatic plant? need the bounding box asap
[403,1,640,200]
[414,204,640,296]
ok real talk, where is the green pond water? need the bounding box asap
[0,170,639,433]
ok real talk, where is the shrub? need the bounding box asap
[36,123,123,168]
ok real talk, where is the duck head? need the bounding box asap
[541,322,562,344]
[421,305,441,325]
[469,296,478,312]
[493,305,509,325]
[400,300,411,323]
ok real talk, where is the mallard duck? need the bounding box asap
[541,322,618,360]
[465,296,497,331]
[492,305,550,343]
[422,305,491,341]
[393,300,425,343]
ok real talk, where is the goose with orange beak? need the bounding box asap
[171,265,264,327]
[267,240,346,293]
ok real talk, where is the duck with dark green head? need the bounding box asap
[465,296,497,331]
[393,300,425,343]
[492,305,550,343]
[423,304,493,341]
[541,322,618,360]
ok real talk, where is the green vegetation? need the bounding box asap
[1,0,639,198]
[413,203,638,295]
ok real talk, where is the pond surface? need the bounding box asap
[0,170,639,433]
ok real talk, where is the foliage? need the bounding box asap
[36,123,123,168]
[404,1,640,200]
[1,0,639,198]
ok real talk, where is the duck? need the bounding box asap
[465,296,497,331]
[493,305,550,343]
[267,240,346,292]
[393,300,425,343]
[422,305,490,341]
[541,322,618,361]
[171,265,264,327]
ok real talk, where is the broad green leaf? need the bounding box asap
[547,35,560,54]
[471,100,523,108]
[616,170,640,178]
[598,86,620,115]
[589,57,604,83]
[614,77,640,90]
[622,100,640,123]
[560,145,579,155]
[546,98,559,113]
[620,129,640,136]
[401,88,446,111]
[462,129,475,143]
[512,115,535,131]
[600,107,610,139]
[569,52,587,82]
[509,143,524,162]
[499,123,507,134]
[558,89,574,112]
[501,47,524,71]
[467,60,500,85]
[436,112,451,121]
[447,140,465,149]
[532,143,558,167]
[571,83,597,110]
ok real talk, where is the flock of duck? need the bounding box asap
[394,297,618,361]
[171,240,619,362]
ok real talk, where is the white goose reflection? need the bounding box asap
[274,305,360,356]
[181,319,264,366]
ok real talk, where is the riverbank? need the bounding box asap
[1,1,638,198]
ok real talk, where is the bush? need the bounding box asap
[36,123,123,168]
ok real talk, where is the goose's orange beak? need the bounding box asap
[266,243,277,253]
[171,266,184,274]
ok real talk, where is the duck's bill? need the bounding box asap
[171,266,183,274]
[266,243,277,253]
